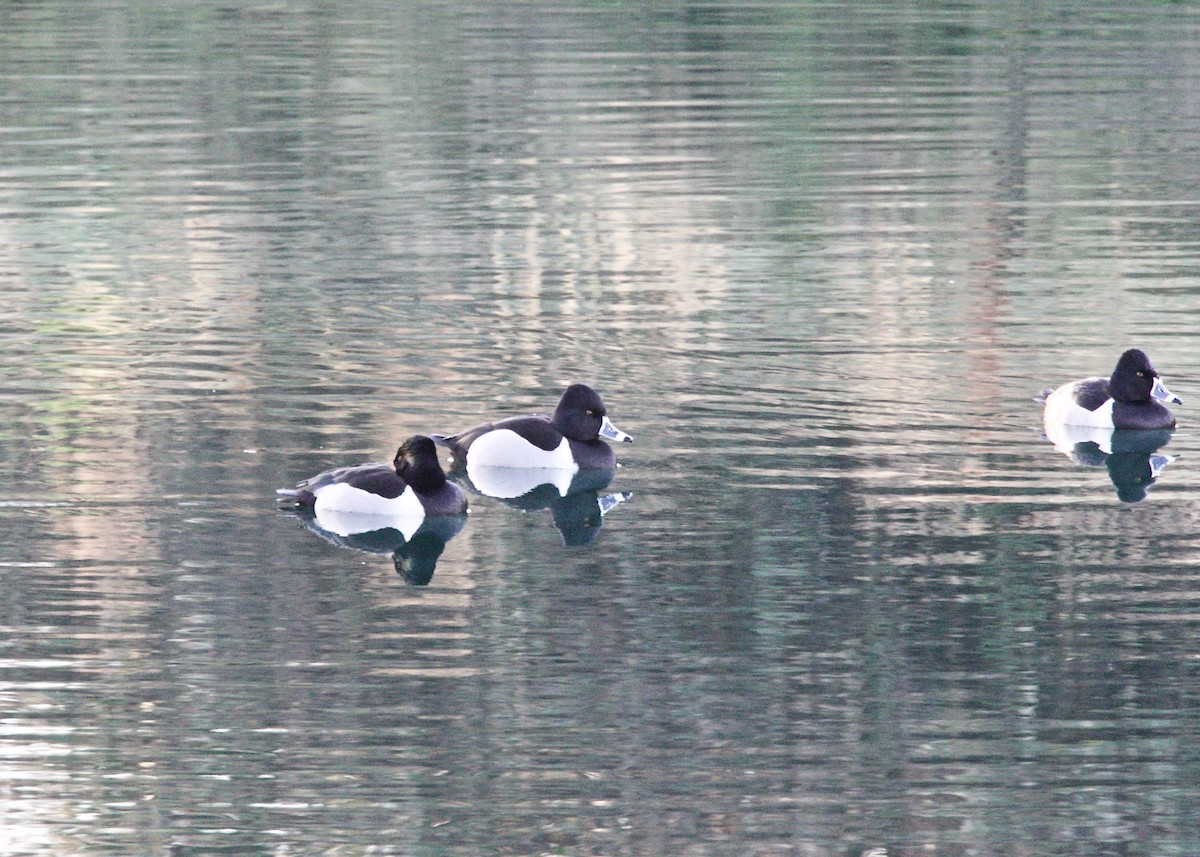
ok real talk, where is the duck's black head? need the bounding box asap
[552,384,633,445]
[552,384,609,442]
[1110,349,1176,404]
[393,435,448,493]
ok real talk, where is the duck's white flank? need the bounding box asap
[1043,383,1114,428]
[313,482,425,518]
[466,429,578,470]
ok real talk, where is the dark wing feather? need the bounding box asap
[295,462,406,499]
[337,466,408,499]
[1072,377,1112,412]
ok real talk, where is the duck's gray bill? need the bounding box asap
[1152,377,1182,405]
[599,415,633,443]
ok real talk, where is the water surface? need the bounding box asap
[3,2,1200,855]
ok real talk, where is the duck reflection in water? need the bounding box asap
[1042,423,1176,503]
[458,464,631,545]
[280,507,467,585]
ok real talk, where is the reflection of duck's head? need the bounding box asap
[393,513,468,583]
[552,490,632,546]
[1108,454,1175,503]
[393,527,457,585]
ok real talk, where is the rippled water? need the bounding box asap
[4,1,1200,855]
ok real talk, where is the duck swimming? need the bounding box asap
[276,435,467,518]
[433,384,633,470]
[1040,348,1180,431]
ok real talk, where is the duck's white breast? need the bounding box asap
[1043,383,1114,428]
[468,429,577,470]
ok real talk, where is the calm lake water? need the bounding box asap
[4,2,1200,855]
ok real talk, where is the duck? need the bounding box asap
[432,383,633,470]
[1040,348,1181,430]
[276,435,468,520]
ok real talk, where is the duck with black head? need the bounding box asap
[276,435,468,522]
[1040,348,1181,431]
[432,383,633,470]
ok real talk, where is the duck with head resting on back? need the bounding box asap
[277,435,468,518]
